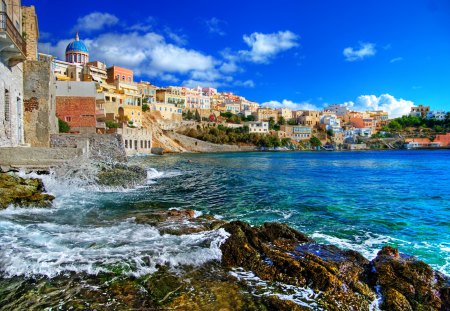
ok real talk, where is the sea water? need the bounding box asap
[0,150,449,281]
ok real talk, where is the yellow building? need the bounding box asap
[367,110,389,130]
[150,102,182,122]
[138,81,157,104]
[297,110,321,127]
[156,87,186,108]
[257,108,278,122]
[277,108,293,121]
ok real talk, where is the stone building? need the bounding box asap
[256,108,278,122]
[116,126,152,156]
[0,0,26,147]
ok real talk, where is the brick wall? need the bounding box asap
[56,96,96,130]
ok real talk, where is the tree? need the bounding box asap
[278,116,286,126]
[287,119,298,125]
[268,117,276,130]
[58,118,70,133]
[309,136,322,148]
[326,129,334,137]
[105,120,119,129]
[195,110,201,122]
[142,104,150,112]
[388,119,402,131]
[434,125,443,133]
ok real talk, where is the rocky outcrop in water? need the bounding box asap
[134,209,226,235]
[220,221,450,310]
[371,246,450,310]
[0,173,54,209]
[96,163,147,187]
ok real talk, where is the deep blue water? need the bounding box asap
[0,150,449,279]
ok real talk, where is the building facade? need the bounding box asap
[55,81,105,134]
[247,121,269,133]
[0,0,26,147]
[107,65,133,84]
[257,108,278,122]
[410,105,430,118]
[280,125,312,141]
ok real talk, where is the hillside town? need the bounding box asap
[1,2,450,166]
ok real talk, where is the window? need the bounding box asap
[4,89,10,121]
[134,140,138,150]
[122,75,125,80]
[129,140,133,149]
[125,140,128,148]
[140,140,143,149]
[65,116,72,122]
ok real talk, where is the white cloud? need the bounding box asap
[390,57,403,63]
[40,31,217,81]
[261,99,321,111]
[348,94,414,118]
[205,17,226,36]
[239,31,299,63]
[39,39,72,60]
[73,12,118,32]
[343,42,376,62]
[234,80,255,88]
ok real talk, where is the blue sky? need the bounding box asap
[26,0,450,117]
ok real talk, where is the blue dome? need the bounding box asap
[65,33,89,53]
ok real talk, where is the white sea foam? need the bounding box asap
[0,219,229,278]
[230,268,323,310]
[310,231,404,260]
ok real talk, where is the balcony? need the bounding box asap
[0,11,26,65]
[95,108,106,120]
[96,122,106,129]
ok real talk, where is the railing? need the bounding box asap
[96,122,106,129]
[95,108,106,116]
[0,12,26,56]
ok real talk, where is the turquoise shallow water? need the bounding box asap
[131,150,450,275]
[0,150,449,280]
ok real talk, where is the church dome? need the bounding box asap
[66,32,89,53]
[65,32,89,64]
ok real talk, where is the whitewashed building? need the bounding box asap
[0,0,27,147]
[426,110,446,120]
[246,121,269,133]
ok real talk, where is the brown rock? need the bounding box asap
[371,246,447,310]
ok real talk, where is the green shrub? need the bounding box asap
[58,118,70,133]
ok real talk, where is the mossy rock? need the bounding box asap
[0,173,54,209]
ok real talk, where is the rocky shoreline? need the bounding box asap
[1,169,449,310]
[1,178,449,311]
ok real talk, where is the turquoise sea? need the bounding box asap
[1,150,449,281]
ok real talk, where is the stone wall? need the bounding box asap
[23,60,58,147]
[168,132,257,153]
[0,147,82,169]
[51,133,127,162]
[22,6,39,61]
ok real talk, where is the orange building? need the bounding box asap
[434,133,450,146]
[107,66,133,84]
